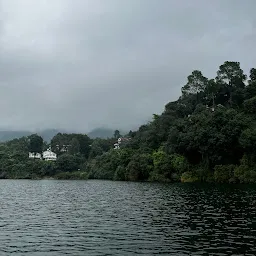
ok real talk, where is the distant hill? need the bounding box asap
[87,128,115,139]
[0,131,32,142]
[0,127,129,142]
[0,129,63,143]
[37,129,64,142]
[87,128,128,139]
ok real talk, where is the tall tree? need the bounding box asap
[51,133,69,155]
[72,134,91,158]
[28,134,43,154]
[249,68,256,83]
[216,61,246,106]
[244,68,256,99]
[114,130,121,139]
[205,79,219,109]
[128,130,136,138]
[181,70,208,103]
[69,138,80,155]
[56,154,80,172]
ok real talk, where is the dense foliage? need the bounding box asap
[85,61,256,183]
[0,134,91,179]
[1,61,256,183]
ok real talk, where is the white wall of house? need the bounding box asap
[28,152,42,159]
[114,143,120,150]
[114,137,131,149]
[43,149,57,161]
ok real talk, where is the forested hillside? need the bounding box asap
[1,61,256,183]
[85,61,256,183]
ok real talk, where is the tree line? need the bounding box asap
[1,60,256,182]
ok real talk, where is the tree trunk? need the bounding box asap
[229,81,233,107]
[212,93,215,109]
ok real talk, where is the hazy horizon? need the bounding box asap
[1,0,256,132]
[0,126,131,134]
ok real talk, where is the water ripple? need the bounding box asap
[0,180,255,255]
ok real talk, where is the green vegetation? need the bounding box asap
[0,134,91,180]
[1,61,256,183]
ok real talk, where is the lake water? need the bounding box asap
[0,180,255,255]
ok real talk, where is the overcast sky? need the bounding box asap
[0,0,255,132]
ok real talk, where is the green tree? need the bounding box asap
[72,134,91,158]
[166,108,247,168]
[214,165,235,183]
[239,128,256,165]
[128,130,136,138]
[216,61,246,106]
[249,68,256,83]
[51,133,69,155]
[56,154,81,172]
[69,138,80,155]
[51,133,91,158]
[114,130,121,139]
[126,153,153,181]
[182,70,208,103]
[243,96,256,113]
[205,79,219,108]
[150,149,173,181]
[88,138,114,159]
[245,68,256,99]
[28,134,43,154]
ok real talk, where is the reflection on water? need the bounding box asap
[0,180,255,255]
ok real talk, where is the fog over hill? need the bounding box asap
[0,129,63,142]
[0,127,131,142]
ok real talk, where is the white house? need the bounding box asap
[114,137,131,149]
[114,143,120,150]
[28,152,42,159]
[42,148,57,161]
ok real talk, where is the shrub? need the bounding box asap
[113,166,127,181]
[54,171,88,180]
[234,165,256,183]
[181,171,199,183]
[148,171,171,182]
[214,165,235,183]
[170,154,189,174]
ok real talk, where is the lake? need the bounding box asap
[0,180,255,255]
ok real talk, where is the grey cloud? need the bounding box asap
[0,0,256,132]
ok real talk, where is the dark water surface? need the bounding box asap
[0,180,255,255]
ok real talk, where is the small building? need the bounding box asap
[56,144,70,153]
[114,143,120,150]
[118,137,131,144]
[114,137,131,149]
[28,152,42,159]
[42,148,57,161]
